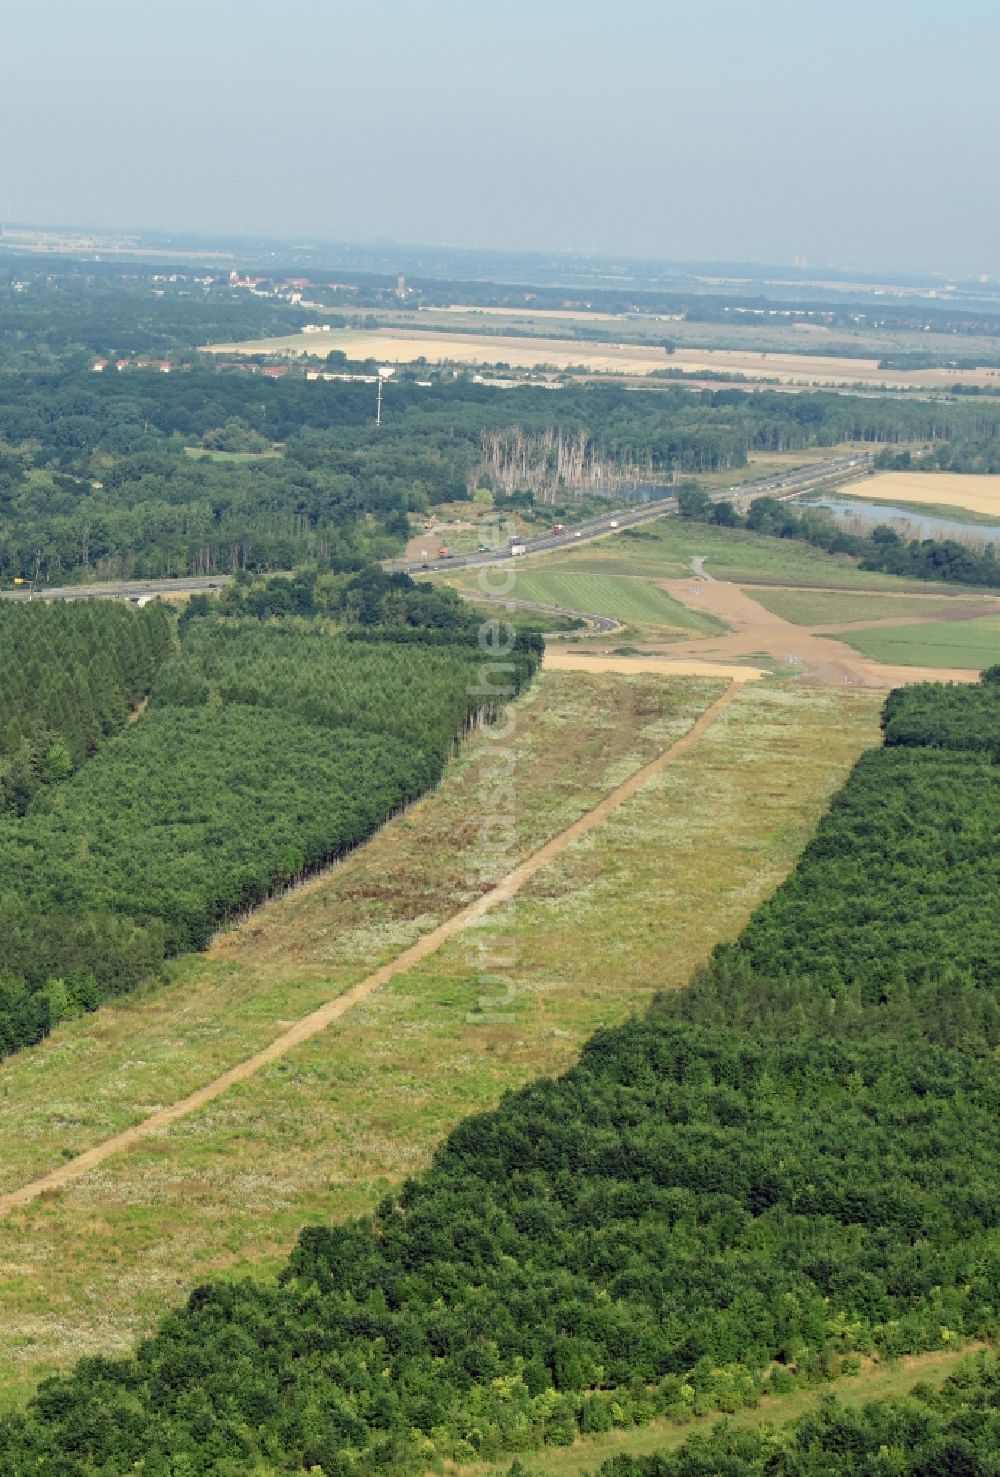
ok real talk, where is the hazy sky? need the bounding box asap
[2,0,998,275]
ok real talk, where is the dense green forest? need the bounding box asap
[592,1352,1000,1475]
[0,585,541,1061]
[2,674,996,1473]
[0,600,173,813]
[881,667,1000,753]
[3,327,1000,579]
[876,439,1000,472]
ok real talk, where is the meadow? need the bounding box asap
[834,612,1000,668]
[0,674,879,1405]
[746,588,987,626]
[450,518,977,596]
[456,570,724,634]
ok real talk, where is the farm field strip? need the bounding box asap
[200,327,1000,391]
[0,677,881,1403]
[747,587,994,627]
[457,570,724,633]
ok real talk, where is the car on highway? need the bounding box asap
[609,519,620,529]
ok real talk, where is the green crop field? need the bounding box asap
[748,588,974,626]
[834,613,1000,668]
[473,569,723,631]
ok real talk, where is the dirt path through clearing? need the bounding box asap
[650,577,984,688]
[0,683,746,1218]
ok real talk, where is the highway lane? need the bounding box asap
[0,453,872,603]
[0,574,231,603]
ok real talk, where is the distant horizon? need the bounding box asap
[1,217,993,289]
[2,0,997,281]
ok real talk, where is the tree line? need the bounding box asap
[0,600,173,814]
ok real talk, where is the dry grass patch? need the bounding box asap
[0,674,718,1399]
[748,588,988,627]
[0,679,880,1406]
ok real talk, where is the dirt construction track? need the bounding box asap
[548,572,992,688]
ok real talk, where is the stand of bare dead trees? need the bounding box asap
[474,427,670,503]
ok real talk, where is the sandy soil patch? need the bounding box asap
[836,471,1000,519]
[654,575,985,689]
[544,649,765,681]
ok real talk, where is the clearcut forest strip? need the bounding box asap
[1,673,997,1473]
[0,680,744,1217]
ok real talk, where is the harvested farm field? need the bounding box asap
[201,327,1000,391]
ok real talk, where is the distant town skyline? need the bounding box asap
[2,0,998,279]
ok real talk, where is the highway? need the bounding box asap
[0,453,872,603]
[0,574,229,604]
[384,452,873,576]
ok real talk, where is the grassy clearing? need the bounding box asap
[0,676,880,1407]
[460,519,975,594]
[0,674,719,1400]
[459,569,723,633]
[833,613,1000,668]
[748,588,976,626]
[457,1346,986,1476]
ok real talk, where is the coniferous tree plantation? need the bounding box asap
[0,600,174,813]
[1,674,997,1473]
[0,587,541,1061]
